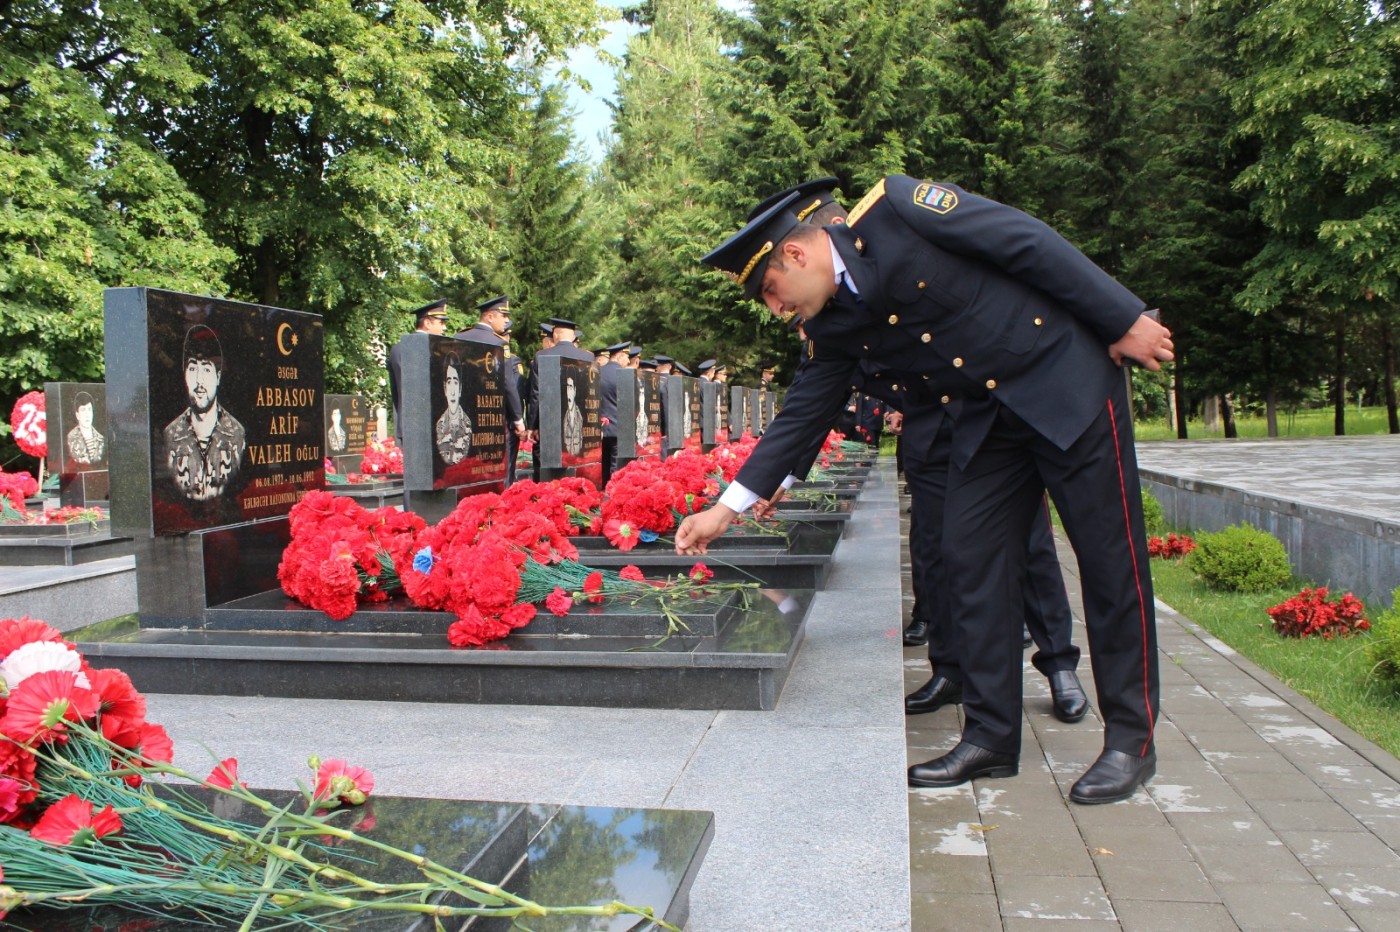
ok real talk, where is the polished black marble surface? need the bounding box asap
[2,791,711,932]
[72,589,813,709]
[203,587,747,638]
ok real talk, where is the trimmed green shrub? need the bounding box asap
[1185,523,1292,592]
[1140,487,1165,536]
[1367,589,1400,681]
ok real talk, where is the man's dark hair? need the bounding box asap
[183,324,224,373]
[73,390,94,411]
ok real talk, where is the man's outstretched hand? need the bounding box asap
[1109,312,1174,371]
[675,504,738,555]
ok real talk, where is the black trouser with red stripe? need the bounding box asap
[943,389,1158,758]
[907,417,1080,682]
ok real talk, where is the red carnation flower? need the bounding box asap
[619,565,645,582]
[0,616,64,659]
[546,587,574,616]
[0,742,38,806]
[207,757,245,789]
[0,776,23,823]
[603,517,640,551]
[30,793,122,846]
[313,758,375,807]
[583,571,604,604]
[689,562,714,583]
[0,669,99,744]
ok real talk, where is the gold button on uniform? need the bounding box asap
[891,383,900,391]
[917,281,927,289]
[986,379,997,389]
[1034,317,1043,326]
[940,394,950,404]
[921,333,932,343]
[888,315,899,324]
[953,357,963,367]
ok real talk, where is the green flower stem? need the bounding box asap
[35,726,672,927]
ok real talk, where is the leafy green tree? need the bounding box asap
[920,0,1058,210]
[1229,0,1400,434]
[461,82,611,352]
[121,0,604,397]
[0,0,231,463]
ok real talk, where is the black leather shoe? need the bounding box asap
[904,675,962,715]
[902,618,929,646]
[1048,670,1089,723]
[1069,749,1156,804]
[909,741,1018,788]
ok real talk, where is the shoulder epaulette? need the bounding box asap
[847,179,886,226]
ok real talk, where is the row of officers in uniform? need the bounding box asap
[384,295,785,483]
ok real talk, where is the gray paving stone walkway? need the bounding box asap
[905,487,1400,931]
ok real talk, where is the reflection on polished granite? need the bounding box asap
[4,791,712,932]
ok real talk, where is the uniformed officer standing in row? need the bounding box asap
[598,340,630,488]
[386,299,450,445]
[455,294,526,483]
[678,175,1173,804]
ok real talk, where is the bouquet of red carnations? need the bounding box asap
[277,491,425,620]
[0,616,670,928]
[0,469,39,516]
[357,437,404,475]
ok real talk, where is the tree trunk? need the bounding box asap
[1203,395,1219,433]
[1266,386,1279,438]
[1173,363,1188,439]
[1385,318,1399,434]
[1221,392,1237,438]
[1333,318,1346,435]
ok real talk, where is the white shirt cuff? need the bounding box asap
[719,480,761,512]
[781,475,797,490]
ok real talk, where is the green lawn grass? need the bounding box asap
[1135,406,1396,442]
[1151,557,1400,758]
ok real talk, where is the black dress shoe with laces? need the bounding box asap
[902,618,929,646]
[1048,670,1089,723]
[904,675,962,715]
[1069,749,1156,804]
[908,741,1019,788]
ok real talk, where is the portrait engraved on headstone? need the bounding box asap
[635,382,649,448]
[326,407,348,453]
[434,353,473,465]
[110,289,324,537]
[563,374,585,456]
[162,324,248,503]
[66,390,107,466]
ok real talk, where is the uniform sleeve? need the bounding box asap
[884,175,1146,345]
[732,345,858,498]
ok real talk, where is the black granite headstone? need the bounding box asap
[536,355,603,485]
[105,288,324,538]
[45,381,110,506]
[663,375,702,456]
[700,380,722,449]
[729,385,754,439]
[324,392,374,474]
[635,369,664,458]
[394,333,508,520]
